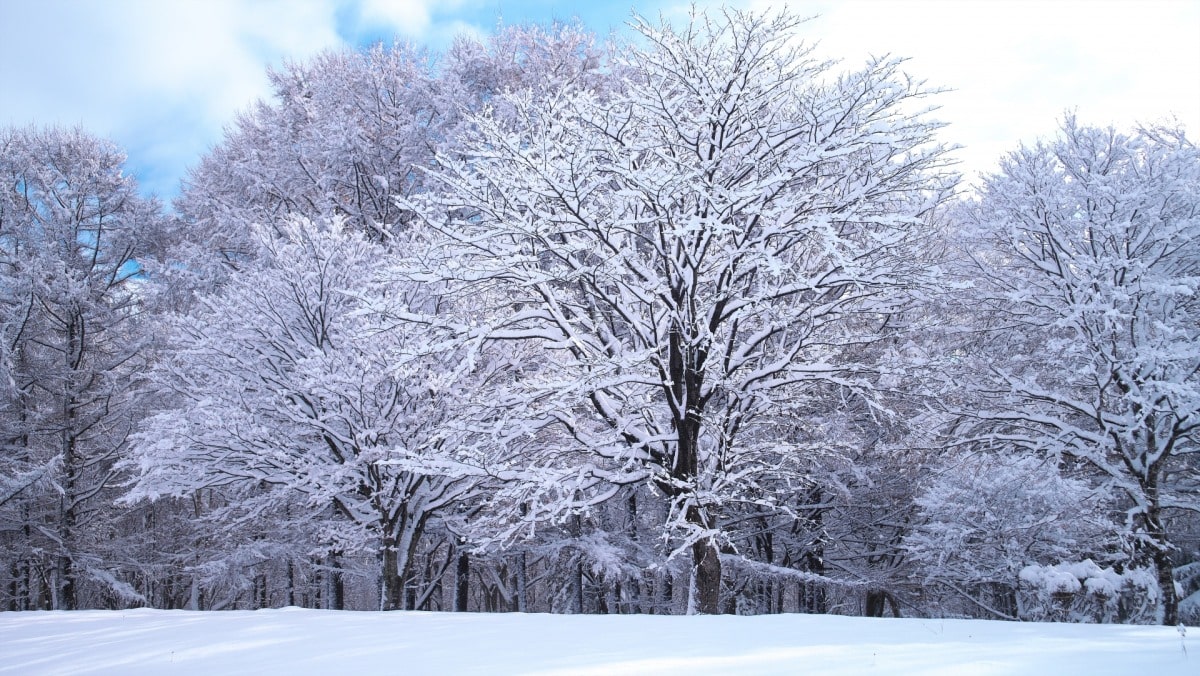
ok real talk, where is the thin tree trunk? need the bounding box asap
[575,560,585,614]
[455,550,470,612]
[516,551,527,613]
[327,552,345,610]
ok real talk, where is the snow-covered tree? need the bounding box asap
[0,125,162,609]
[904,451,1121,620]
[124,219,493,610]
[167,41,444,294]
[413,8,955,614]
[441,20,607,128]
[955,117,1200,624]
[171,22,604,297]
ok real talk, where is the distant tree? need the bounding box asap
[168,41,443,293]
[171,22,604,295]
[903,451,1121,620]
[414,8,956,614]
[955,117,1200,624]
[0,125,162,609]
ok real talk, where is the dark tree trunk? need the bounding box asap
[56,318,81,611]
[661,572,673,614]
[8,563,18,611]
[455,550,470,612]
[286,560,296,607]
[865,589,900,618]
[329,552,345,610]
[56,556,76,611]
[255,574,268,609]
[690,532,721,615]
[515,551,527,613]
[381,537,402,611]
[575,560,585,614]
[669,326,722,615]
[800,547,826,614]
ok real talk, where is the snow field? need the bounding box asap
[0,609,1192,675]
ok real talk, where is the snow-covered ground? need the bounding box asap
[0,609,1191,675]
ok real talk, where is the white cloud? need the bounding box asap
[353,0,485,47]
[658,0,1200,182]
[2,0,1196,196]
[0,0,345,196]
[357,0,436,36]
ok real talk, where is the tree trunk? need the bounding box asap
[689,533,721,615]
[865,589,900,618]
[515,551,527,613]
[327,552,345,610]
[1137,464,1178,626]
[669,328,721,615]
[56,317,81,611]
[1141,507,1178,625]
[575,560,585,614]
[189,577,201,611]
[286,560,296,607]
[626,493,642,614]
[454,550,470,612]
[660,570,673,615]
[380,536,402,611]
[8,563,19,611]
[800,548,827,614]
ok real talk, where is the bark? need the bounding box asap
[380,536,402,611]
[1135,450,1179,626]
[455,550,470,612]
[379,510,427,610]
[515,551,527,613]
[865,589,901,618]
[689,531,721,615]
[1139,506,1179,625]
[286,560,296,607]
[327,552,345,610]
[575,560,585,614]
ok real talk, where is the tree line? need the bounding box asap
[1,9,1197,624]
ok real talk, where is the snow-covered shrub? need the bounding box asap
[1018,561,1158,623]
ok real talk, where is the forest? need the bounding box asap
[1,9,1197,626]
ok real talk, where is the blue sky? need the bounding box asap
[2,0,1198,200]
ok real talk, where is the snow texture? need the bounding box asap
[0,609,1192,675]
